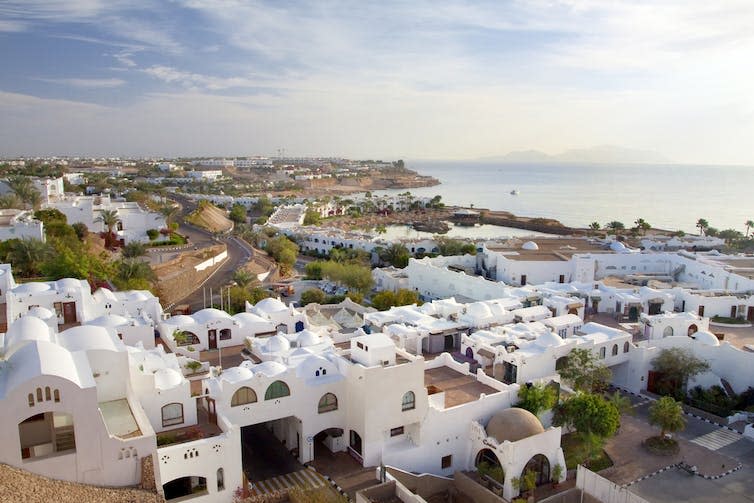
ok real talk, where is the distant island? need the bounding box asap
[481,145,671,164]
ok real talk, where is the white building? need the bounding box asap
[0,209,45,242]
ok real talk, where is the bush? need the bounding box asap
[300,288,327,306]
[146,228,159,240]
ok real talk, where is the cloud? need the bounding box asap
[34,77,126,88]
[142,65,270,91]
[0,19,26,32]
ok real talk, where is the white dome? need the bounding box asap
[693,330,720,346]
[87,314,130,327]
[254,297,288,313]
[4,316,52,355]
[253,361,287,377]
[57,326,119,352]
[154,368,183,390]
[297,330,322,347]
[193,308,232,323]
[264,335,291,353]
[56,278,82,289]
[536,331,565,348]
[127,291,150,301]
[166,315,195,326]
[25,306,54,320]
[466,302,493,319]
[13,282,51,294]
[610,241,627,252]
[233,312,272,327]
[220,366,254,384]
[522,241,539,251]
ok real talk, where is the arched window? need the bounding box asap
[402,391,416,411]
[264,380,290,400]
[161,403,184,427]
[663,326,674,337]
[28,393,34,407]
[611,344,618,356]
[623,342,630,353]
[318,393,338,413]
[231,387,257,407]
[36,388,43,402]
[599,347,606,359]
[219,328,232,341]
[217,468,225,491]
[45,387,51,401]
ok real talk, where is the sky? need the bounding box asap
[1,1,754,164]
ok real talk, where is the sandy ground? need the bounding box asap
[0,463,163,503]
[186,203,232,233]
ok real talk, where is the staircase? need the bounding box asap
[720,378,736,399]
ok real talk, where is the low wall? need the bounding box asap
[386,466,452,498]
[452,471,505,503]
[154,244,228,306]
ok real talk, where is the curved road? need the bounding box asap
[165,193,255,312]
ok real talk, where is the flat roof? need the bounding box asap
[487,237,608,261]
[99,399,142,439]
[424,366,498,407]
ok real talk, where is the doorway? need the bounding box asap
[444,334,455,351]
[208,329,217,350]
[62,302,76,324]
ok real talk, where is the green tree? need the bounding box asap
[696,218,709,236]
[605,221,625,234]
[573,431,606,468]
[96,209,121,248]
[0,193,21,209]
[228,203,248,224]
[651,347,709,400]
[371,290,397,311]
[303,209,322,226]
[72,222,89,241]
[435,236,476,256]
[554,392,619,438]
[634,218,651,236]
[6,175,41,209]
[254,195,274,217]
[6,238,52,277]
[232,269,254,288]
[607,391,634,417]
[121,241,147,258]
[112,258,155,291]
[705,227,719,237]
[718,228,743,244]
[378,243,410,268]
[517,383,558,418]
[264,235,299,276]
[588,222,601,234]
[300,288,327,306]
[395,289,420,306]
[648,396,685,437]
[556,348,612,393]
[305,261,324,280]
[746,220,754,238]
[34,208,67,226]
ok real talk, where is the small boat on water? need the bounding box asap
[510,189,519,195]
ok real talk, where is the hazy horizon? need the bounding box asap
[2,2,754,165]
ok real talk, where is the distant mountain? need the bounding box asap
[482,145,670,164]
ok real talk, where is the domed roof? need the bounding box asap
[56,278,82,289]
[166,314,195,326]
[264,334,290,353]
[57,326,119,352]
[297,330,321,347]
[220,366,254,384]
[253,360,287,377]
[536,331,565,348]
[13,282,51,294]
[693,330,720,346]
[192,308,231,323]
[4,316,52,355]
[154,368,183,390]
[87,314,130,327]
[486,407,544,443]
[466,302,493,319]
[255,297,288,313]
[25,306,54,320]
[126,291,150,301]
[610,241,627,252]
[522,241,539,251]
[233,312,273,327]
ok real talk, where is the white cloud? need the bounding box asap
[34,77,126,88]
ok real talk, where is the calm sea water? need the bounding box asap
[373,161,754,234]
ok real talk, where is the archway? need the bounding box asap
[19,412,75,460]
[476,448,505,486]
[465,347,474,359]
[522,454,550,487]
[163,476,207,501]
[663,326,674,337]
[295,321,305,332]
[687,324,698,336]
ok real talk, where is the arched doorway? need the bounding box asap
[568,307,579,315]
[295,321,305,332]
[475,448,505,486]
[687,324,698,336]
[628,306,639,321]
[163,476,207,501]
[276,323,288,334]
[663,326,674,337]
[465,347,474,359]
[349,430,363,461]
[523,454,550,486]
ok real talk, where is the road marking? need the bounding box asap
[248,468,326,497]
[690,428,741,451]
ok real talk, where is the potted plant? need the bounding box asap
[185,360,202,374]
[551,463,563,488]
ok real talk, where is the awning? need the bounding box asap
[477,348,496,359]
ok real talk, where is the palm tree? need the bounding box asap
[589,222,601,232]
[745,220,754,238]
[0,194,21,209]
[696,218,709,236]
[634,218,651,236]
[6,175,41,209]
[96,209,121,248]
[7,237,51,277]
[648,396,685,437]
[605,221,625,234]
[233,269,254,288]
[121,241,147,258]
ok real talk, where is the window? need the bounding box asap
[217,468,225,491]
[36,388,43,402]
[356,341,364,350]
[318,393,338,413]
[441,455,452,469]
[611,344,618,356]
[219,328,232,341]
[390,426,404,437]
[599,347,606,359]
[402,391,416,411]
[264,380,290,400]
[623,342,630,353]
[231,387,257,407]
[45,387,51,401]
[28,393,34,407]
[161,403,184,427]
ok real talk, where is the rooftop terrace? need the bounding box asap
[424,366,498,407]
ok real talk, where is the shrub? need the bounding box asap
[146,228,159,240]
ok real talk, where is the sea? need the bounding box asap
[372,161,754,235]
